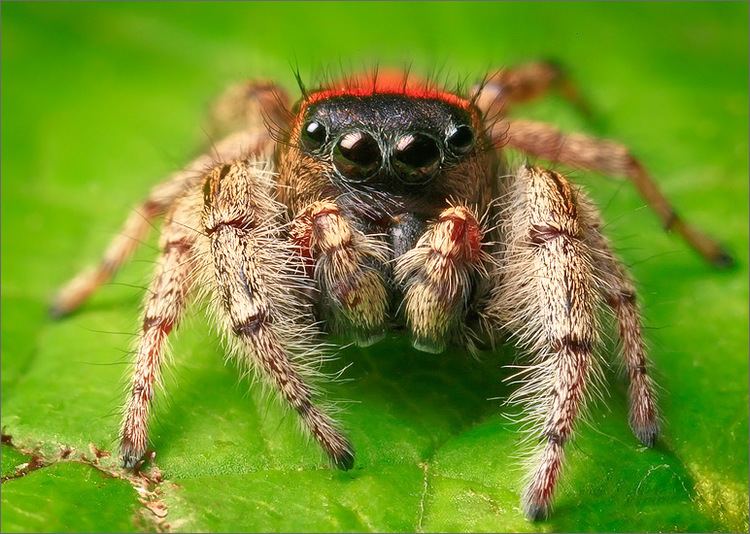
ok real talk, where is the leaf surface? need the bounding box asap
[2,3,747,532]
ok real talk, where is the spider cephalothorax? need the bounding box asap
[277,73,495,219]
[53,62,731,520]
[278,73,498,349]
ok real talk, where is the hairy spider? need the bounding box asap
[52,62,731,520]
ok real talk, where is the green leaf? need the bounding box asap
[2,2,747,532]
[1,458,142,533]
[1,445,31,479]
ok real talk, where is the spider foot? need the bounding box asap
[121,451,142,470]
[355,331,385,348]
[521,471,555,522]
[631,418,660,448]
[331,446,355,471]
[712,247,735,269]
[412,338,446,354]
[120,435,148,470]
[522,497,550,522]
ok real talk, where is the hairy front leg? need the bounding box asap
[203,161,354,469]
[488,165,600,520]
[51,81,289,317]
[291,201,389,346]
[395,206,487,353]
[120,189,202,467]
[496,118,732,267]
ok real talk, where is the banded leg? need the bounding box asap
[604,262,660,446]
[488,166,599,520]
[291,201,389,346]
[497,118,732,267]
[203,161,354,469]
[120,190,201,467]
[473,60,591,117]
[579,201,660,445]
[395,206,486,353]
[51,81,288,317]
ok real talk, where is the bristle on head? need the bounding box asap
[300,69,473,111]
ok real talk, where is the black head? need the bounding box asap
[297,94,478,190]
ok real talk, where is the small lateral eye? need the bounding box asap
[447,125,475,154]
[301,120,327,150]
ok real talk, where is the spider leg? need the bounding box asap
[495,118,733,267]
[290,201,389,347]
[120,188,202,467]
[51,81,289,317]
[203,161,354,469]
[394,206,486,353]
[578,201,660,446]
[209,80,291,138]
[487,165,600,520]
[473,60,591,117]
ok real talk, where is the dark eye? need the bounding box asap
[392,133,442,184]
[446,125,474,154]
[301,120,327,150]
[333,131,382,182]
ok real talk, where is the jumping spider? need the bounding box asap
[53,62,731,520]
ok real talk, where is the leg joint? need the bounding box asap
[543,430,567,446]
[621,289,637,305]
[205,217,256,236]
[529,224,575,245]
[163,238,193,255]
[232,311,271,337]
[142,316,174,335]
[663,209,680,231]
[607,288,636,308]
[551,334,593,355]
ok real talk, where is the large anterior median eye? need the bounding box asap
[333,131,382,182]
[393,133,442,184]
[301,120,327,150]
[446,125,474,154]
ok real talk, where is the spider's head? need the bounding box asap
[296,94,477,187]
[277,71,495,217]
